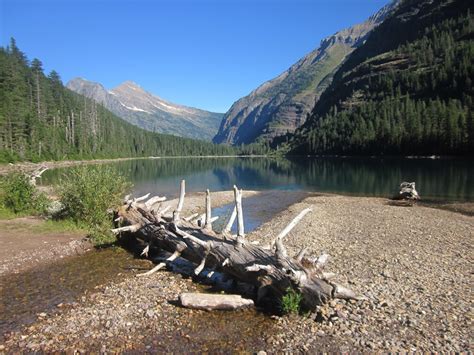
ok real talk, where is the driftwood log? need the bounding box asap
[179,293,254,311]
[113,180,363,311]
[28,166,48,186]
[394,182,420,200]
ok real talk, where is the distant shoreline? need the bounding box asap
[2,153,473,175]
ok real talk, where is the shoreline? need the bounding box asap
[1,192,472,352]
[0,155,269,175]
[2,153,473,176]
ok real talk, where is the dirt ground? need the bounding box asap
[0,217,91,276]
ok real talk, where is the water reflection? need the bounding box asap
[41,157,474,201]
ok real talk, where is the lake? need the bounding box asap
[42,157,474,202]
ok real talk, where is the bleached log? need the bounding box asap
[160,206,171,215]
[114,181,363,311]
[234,186,245,245]
[273,208,312,259]
[179,293,254,311]
[315,252,330,269]
[145,196,167,209]
[184,213,199,222]
[195,213,206,227]
[395,182,420,200]
[246,264,273,272]
[134,193,150,203]
[173,180,185,222]
[137,250,182,277]
[30,167,48,185]
[224,206,237,234]
[296,247,308,262]
[321,272,337,280]
[204,189,212,230]
[111,223,142,234]
[332,283,366,300]
[141,245,150,257]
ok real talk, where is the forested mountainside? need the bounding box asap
[288,0,474,156]
[67,78,223,141]
[213,0,398,145]
[0,40,236,163]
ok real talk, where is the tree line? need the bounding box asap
[0,39,265,163]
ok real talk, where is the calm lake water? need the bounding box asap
[42,157,474,202]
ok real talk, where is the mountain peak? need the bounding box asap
[213,0,399,145]
[114,80,145,93]
[67,77,223,141]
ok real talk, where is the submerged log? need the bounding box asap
[113,180,364,311]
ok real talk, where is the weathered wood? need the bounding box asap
[179,293,254,311]
[394,182,420,200]
[204,189,212,230]
[173,180,186,222]
[114,181,363,311]
[29,166,48,186]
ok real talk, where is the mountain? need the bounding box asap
[66,78,223,141]
[0,39,236,163]
[213,1,399,145]
[289,0,474,156]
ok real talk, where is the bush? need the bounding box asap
[0,172,49,215]
[281,287,303,315]
[58,166,132,245]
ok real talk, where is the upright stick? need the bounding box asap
[204,189,212,230]
[173,179,186,223]
[234,185,245,245]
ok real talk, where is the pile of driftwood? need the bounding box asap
[113,180,363,311]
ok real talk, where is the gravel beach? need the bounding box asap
[1,193,472,352]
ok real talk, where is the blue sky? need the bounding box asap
[1,0,389,113]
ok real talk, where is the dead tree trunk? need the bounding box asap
[394,182,420,200]
[113,180,363,311]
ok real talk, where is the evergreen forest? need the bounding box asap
[0,40,264,163]
[288,0,474,156]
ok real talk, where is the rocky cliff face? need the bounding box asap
[67,78,223,141]
[213,1,398,145]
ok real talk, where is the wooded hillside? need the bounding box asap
[288,0,474,156]
[0,40,238,162]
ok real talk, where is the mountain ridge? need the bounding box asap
[288,0,474,155]
[213,0,399,145]
[67,78,223,141]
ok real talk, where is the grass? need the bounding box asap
[34,219,86,234]
[1,166,132,246]
[281,287,303,315]
[0,204,20,220]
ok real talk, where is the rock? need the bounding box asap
[179,293,254,311]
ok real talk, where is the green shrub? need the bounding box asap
[281,287,303,315]
[0,172,49,215]
[58,166,132,245]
